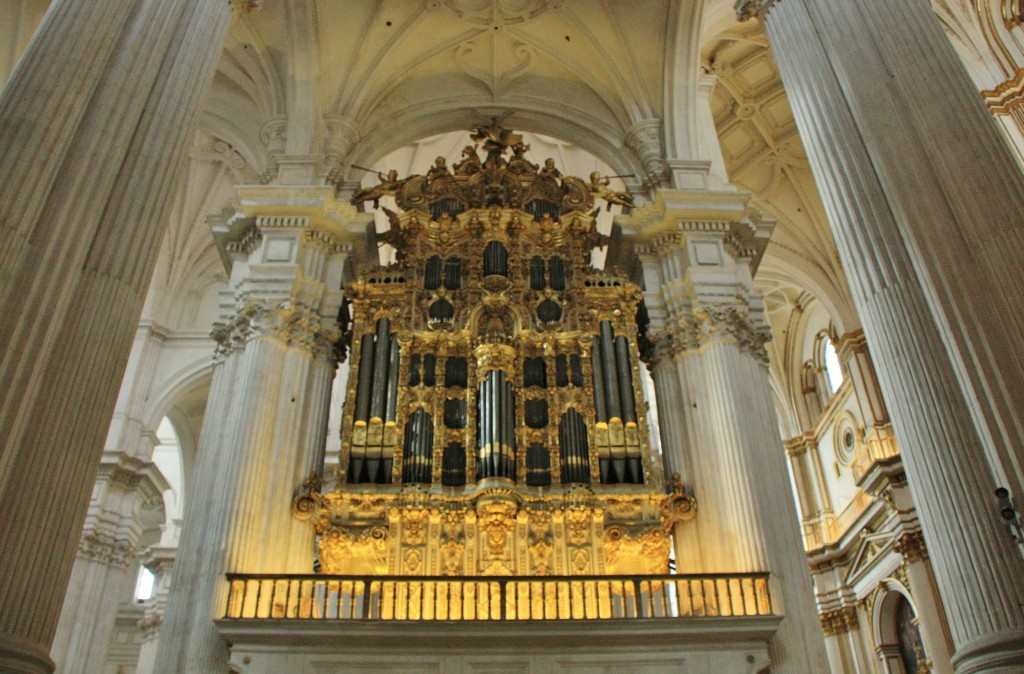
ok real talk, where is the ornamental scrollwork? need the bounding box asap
[660,472,698,526]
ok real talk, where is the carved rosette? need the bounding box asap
[212,301,342,364]
[624,119,666,187]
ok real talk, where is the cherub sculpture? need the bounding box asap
[588,172,634,211]
[351,169,405,209]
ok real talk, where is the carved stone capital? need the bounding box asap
[735,0,778,21]
[894,529,929,563]
[138,613,163,640]
[820,605,859,636]
[212,301,342,363]
[232,0,261,18]
[624,118,666,187]
[324,116,360,185]
[648,304,771,366]
[79,530,135,569]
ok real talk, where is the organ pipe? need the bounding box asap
[385,338,400,423]
[354,333,375,423]
[591,339,607,423]
[614,335,636,424]
[599,321,621,421]
[369,318,391,421]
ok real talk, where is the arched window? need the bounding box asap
[823,336,844,394]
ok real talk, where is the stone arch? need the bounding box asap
[872,581,928,674]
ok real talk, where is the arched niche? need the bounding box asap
[872,582,930,674]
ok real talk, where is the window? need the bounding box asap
[823,337,844,394]
[134,566,155,603]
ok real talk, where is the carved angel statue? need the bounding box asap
[425,156,453,186]
[588,171,635,211]
[453,145,482,175]
[350,169,405,208]
[509,141,538,174]
[538,157,562,181]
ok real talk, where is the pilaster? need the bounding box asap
[153,187,369,674]
[631,188,828,673]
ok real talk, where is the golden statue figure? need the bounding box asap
[351,169,406,209]
[588,171,635,211]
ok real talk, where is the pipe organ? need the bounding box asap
[295,128,682,577]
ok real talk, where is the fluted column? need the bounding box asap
[0,2,235,671]
[153,187,363,673]
[49,457,167,674]
[635,190,829,673]
[740,0,1024,669]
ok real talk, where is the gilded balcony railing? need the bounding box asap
[223,573,773,621]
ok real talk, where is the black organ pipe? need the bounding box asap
[590,339,608,423]
[408,354,421,386]
[369,318,392,421]
[548,256,566,290]
[483,241,508,277]
[614,335,636,424]
[423,354,437,386]
[445,357,467,388]
[599,321,621,421]
[385,338,400,423]
[492,372,502,476]
[570,355,584,387]
[424,256,442,289]
[555,355,569,387]
[444,256,462,289]
[530,256,546,290]
[354,333,375,422]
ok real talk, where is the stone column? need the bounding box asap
[634,190,829,674]
[153,187,366,674]
[0,1,238,671]
[739,0,1024,669]
[49,457,167,674]
[820,606,872,674]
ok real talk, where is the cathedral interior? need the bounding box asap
[2,1,1024,673]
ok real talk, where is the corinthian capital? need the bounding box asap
[232,0,261,17]
[735,0,777,21]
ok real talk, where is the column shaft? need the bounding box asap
[0,2,232,672]
[761,1,1024,668]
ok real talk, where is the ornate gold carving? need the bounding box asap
[660,473,698,526]
[604,526,671,575]
[319,526,388,575]
[894,529,928,563]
